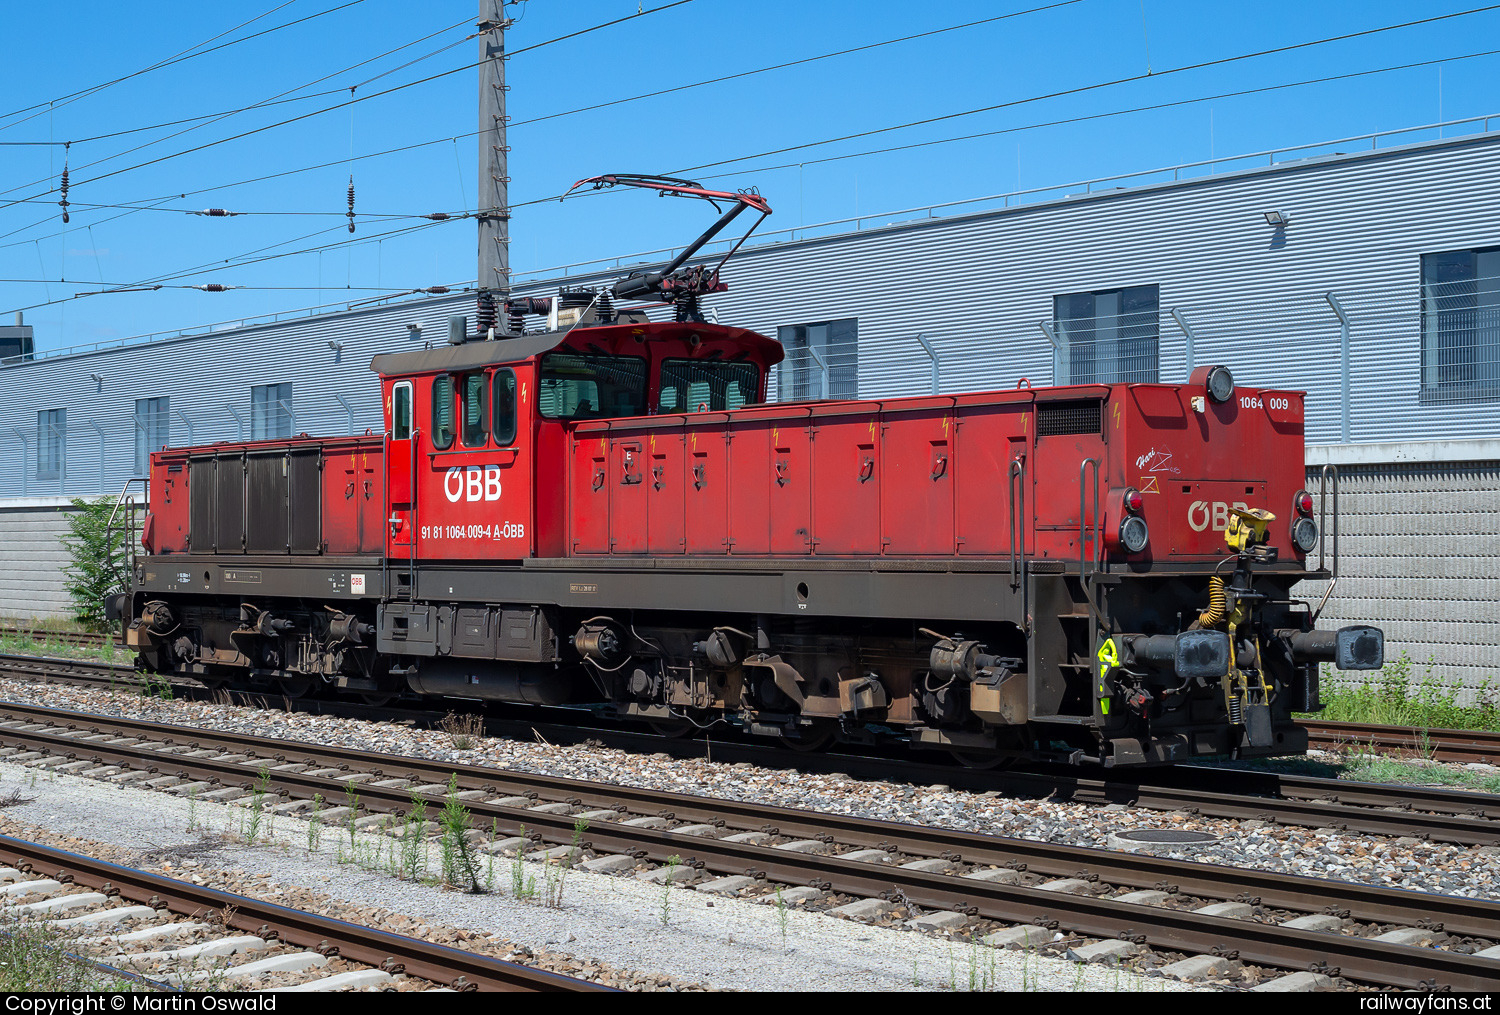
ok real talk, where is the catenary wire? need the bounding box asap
[0,1,368,132]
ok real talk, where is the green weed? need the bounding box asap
[438,774,482,891]
[659,855,681,927]
[1306,652,1500,731]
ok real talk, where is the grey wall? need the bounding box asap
[1303,441,1500,699]
[0,497,79,622]
[1,129,1498,689]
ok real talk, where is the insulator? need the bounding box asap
[58,165,69,224]
[197,208,232,217]
[674,293,702,323]
[422,286,450,295]
[476,290,497,334]
[194,284,231,292]
[346,176,356,233]
[423,212,450,221]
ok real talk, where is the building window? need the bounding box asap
[1054,285,1159,384]
[1421,246,1500,403]
[777,318,858,400]
[251,382,293,440]
[36,408,64,480]
[134,397,169,475]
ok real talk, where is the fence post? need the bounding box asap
[225,405,245,442]
[1325,293,1351,443]
[915,333,940,395]
[88,419,105,494]
[805,345,830,400]
[1170,308,1197,379]
[1038,321,1065,385]
[173,408,195,448]
[335,393,356,435]
[6,428,28,496]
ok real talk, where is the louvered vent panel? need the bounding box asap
[1036,400,1102,436]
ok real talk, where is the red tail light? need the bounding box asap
[1123,488,1144,514]
[1294,490,1313,515]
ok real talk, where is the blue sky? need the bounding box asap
[1,0,1497,351]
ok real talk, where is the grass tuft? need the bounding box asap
[1306,652,1500,731]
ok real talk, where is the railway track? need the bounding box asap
[0,699,1495,990]
[2,650,1497,849]
[0,833,603,991]
[1302,720,1500,766]
[8,644,1496,765]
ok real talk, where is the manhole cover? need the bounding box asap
[1106,828,1220,852]
[1113,829,1219,845]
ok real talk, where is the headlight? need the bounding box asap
[1119,515,1149,553]
[1291,516,1318,553]
[1206,365,1234,403]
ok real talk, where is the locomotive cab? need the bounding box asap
[373,319,784,563]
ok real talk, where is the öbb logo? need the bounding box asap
[1188,500,1250,532]
[444,465,502,503]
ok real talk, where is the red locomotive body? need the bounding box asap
[119,177,1381,767]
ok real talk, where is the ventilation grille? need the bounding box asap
[1036,400,1103,437]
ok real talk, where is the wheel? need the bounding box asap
[276,675,314,699]
[647,720,695,739]
[358,692,396,707]
[949,749,1017,771]
[781,728,836,752]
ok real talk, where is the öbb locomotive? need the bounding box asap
[115,176,1382,768]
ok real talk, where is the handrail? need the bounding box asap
[1312,464,1340,623]
[407,427,420,599]
[379,428,392,605]
[1008,457,1029,635]
[1077,458,1101,580]
[104,477,148,593]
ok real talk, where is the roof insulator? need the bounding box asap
[346,175,356,233]
[423,212,451,221]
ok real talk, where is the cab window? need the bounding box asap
[539,352,647,420]
[392,382,412,440]
[659,358,758,412]
[431,376,455,449]
[492,369,517,446]
[460,372,488,448]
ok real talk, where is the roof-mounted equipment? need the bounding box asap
[560,174,772,323]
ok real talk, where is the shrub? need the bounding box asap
[60,496,126,631]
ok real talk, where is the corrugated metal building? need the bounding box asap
[3,120,1497,691]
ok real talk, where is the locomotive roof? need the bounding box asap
[368,320,783,377]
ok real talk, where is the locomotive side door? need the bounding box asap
[413,366,535,561]
[386,380,415,554]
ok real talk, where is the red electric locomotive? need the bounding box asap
[117,176,1382,767]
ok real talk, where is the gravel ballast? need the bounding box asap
[6,679,1494,900]
[0,756,1192,992]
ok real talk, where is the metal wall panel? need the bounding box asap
[3,130,1500,698]
[6,131,1500,502]
[1300,458,1500,698]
